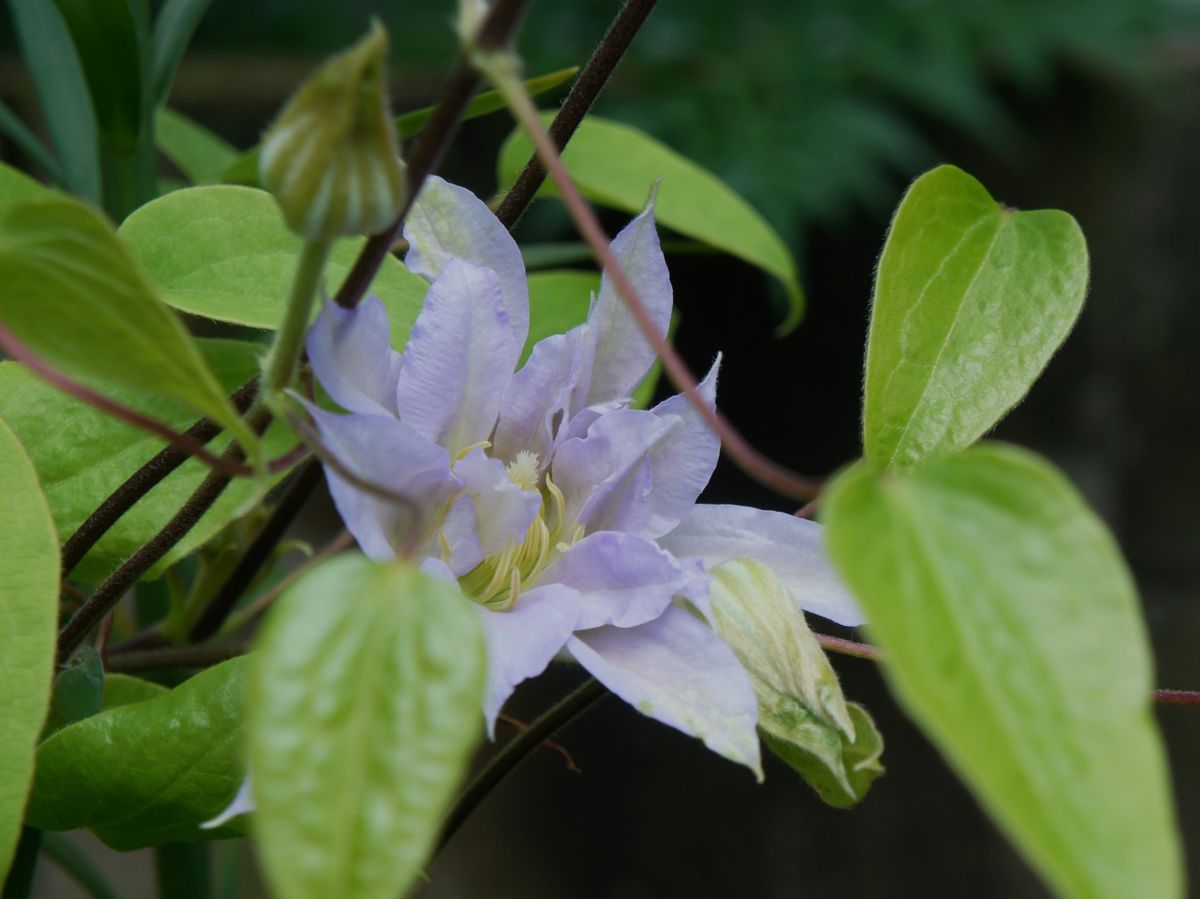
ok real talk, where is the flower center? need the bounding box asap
[458,462,583,610]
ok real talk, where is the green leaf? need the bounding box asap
[52,0,155,217]
[26,657,250,850]
[7,0,102,202]
[822,445,1182,899]
[0,194,259,451]
[119,185,428,349]
[250,554,485,899]
[395,66,578,140]
[220,67,578,187]
[708,559,882,807]
[150,0,215,106]
[0,416,60,879]
[0,99,67,188]
[101,674,169,710]
[863,165,1088,470]
[0,339,295,582]
[497,114,805,333]
[155,108,239,185]
[522,269,598,364]
[0,161,50,212]
[52,0,146,144]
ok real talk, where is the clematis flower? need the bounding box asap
[297,175,865,776]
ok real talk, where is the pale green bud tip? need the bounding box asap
[260,21,406,240]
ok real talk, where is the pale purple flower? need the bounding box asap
[304,175,864,774]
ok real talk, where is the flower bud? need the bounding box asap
[259,22,406,240]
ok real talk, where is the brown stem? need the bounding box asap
[107,642,248,673]
[1154,689,1200,705]
[493,0,659,229]
[56,412,270,665]
[187,460,324,642]
[334,0,532,310]
[483,64,822,502]
[60,378,260,576]
[815,632,882,662]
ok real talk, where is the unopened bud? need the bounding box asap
[260,22,405,240]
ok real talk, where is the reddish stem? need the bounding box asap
[486,63,822,502]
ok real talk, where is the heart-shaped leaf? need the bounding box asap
[0,417,60,878]
[25,657,249,850]
[250,554,485,899]
[823,444,1181,899]
[0,194,259,452]
[863,165,1088,470]
[119,185,428,349]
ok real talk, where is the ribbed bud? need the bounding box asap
[259,22,406,240]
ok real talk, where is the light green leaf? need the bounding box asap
[863,165,1088,470]
[0,193,259,451]
[25,657,249,850]
[523,269,598,364]
[709,559,882,807]
[119,185,428,349]
[219,67,579,187]
[0,416,60,879]
[0,339,296,582]
[822,445,1181,899]
[155,107,239,185]
[7,0,101,202]
[497,114,805,333]
[250,554,485,899]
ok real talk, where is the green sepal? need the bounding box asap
[708,559,882,807]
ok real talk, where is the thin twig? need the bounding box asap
[815,632,882,662]
[493,0,658,229]
[56,413,270,665]
[188,460,324,642]
[1154,689,1200,705]
[0,319,254,477]
[436,677,607,854]
[334,0,532,310]
[219,530,354,636]
[814,633,1197,705]
[60,377,259,577]
[479,58,822,503]
[106,642,248,673]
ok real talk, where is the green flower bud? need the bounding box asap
[260,22,406,240]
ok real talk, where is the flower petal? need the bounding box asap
[404,175,529,346]
[476,583,582,733]
[310,406,458,561]
[583,196,672,405]
[659,504,866,627]
[491,327,588,465]
[306,295,402,416]
[552,410,670,538]
[551,358,719,541]
[454,447,541,556]
[394,258,521,456]
[642,356,720,535]
[567,606,762,776]
[542,532,705,630]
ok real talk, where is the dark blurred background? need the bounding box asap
[4,0,1200,896]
